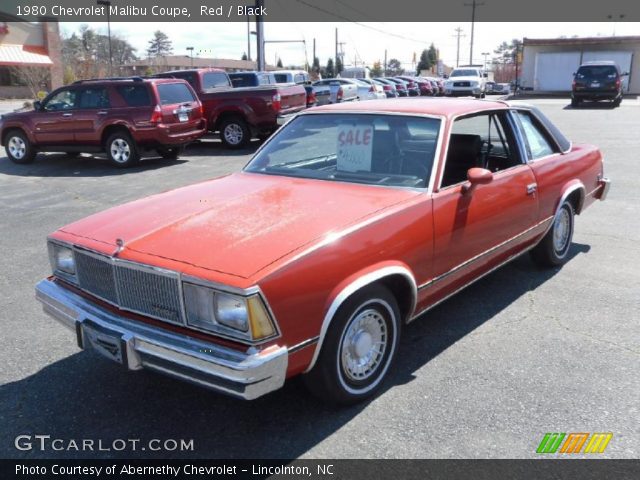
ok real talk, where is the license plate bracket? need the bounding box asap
[178,112,189,122]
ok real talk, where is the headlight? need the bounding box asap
[470,81,478,87]
[183,282,277,343]
[48,241,77,281]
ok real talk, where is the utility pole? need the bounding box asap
[464,0,484,65]
[335,28,338,76]
[384,49,387,76]
[453,27,465,67]
[246,15,251,61]
[256,0,265,70]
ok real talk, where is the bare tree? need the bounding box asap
[9,66,51,98]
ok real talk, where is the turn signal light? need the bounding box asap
[150,105,162,124]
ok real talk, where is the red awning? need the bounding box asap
[0,44,53,66]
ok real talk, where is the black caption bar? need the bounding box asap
[2,460,640,480]
[1,0,640,22]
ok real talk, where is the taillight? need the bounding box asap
[198,103,203,117]
[572,80,576,88]
[271,93,282,112]
[337,87,343,101]
[150,105,162,124]
[383,85,391,91]
[615,78,621,88]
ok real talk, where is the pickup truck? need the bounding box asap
[155,69,306,148]
[228,71,276,88]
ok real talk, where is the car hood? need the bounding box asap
[59,172,419,279]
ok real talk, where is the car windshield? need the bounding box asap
[451,69,479,77]
[576,66,618,80]
[245,113,441,188]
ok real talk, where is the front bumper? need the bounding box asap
[445,88,482,97]
[35,279,288,400]
[598,177,611,201]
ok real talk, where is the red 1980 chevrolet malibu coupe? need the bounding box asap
[36,99,610,404]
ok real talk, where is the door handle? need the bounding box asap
[62,113,73,117]
[97,111,108,115]
[526,183,538,195]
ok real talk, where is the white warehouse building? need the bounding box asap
[521,36,640,94]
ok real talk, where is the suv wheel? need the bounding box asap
[5,130,36,164]
[613,97,622,107]
[571,97,580,108]
[106,131,139,168]
[220,117,250,149]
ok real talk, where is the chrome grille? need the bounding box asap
[75,250,118,304]
[115,264,182,324]
[73,249,183,324]
[454,81,471,87]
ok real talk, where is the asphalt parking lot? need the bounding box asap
[0,97,638,459]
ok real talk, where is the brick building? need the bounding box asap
[0,18,63,98]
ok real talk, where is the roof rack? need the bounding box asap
[73,76,144,84]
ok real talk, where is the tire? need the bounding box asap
[157,145,184,160]
[613,97,622,108]
[219,117,250,149]
[303,284,401,405]
[105,131,139,168]
[4,130,36,164]
[571,97,580,108]
[530,201,575,267]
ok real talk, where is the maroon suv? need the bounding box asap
[0,77,206,168]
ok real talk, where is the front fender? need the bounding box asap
[304,261,417,373]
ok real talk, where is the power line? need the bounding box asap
[453,27,466,67]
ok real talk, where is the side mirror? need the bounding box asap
[33,100,42,111]
[483,72,488,78]
[462,168,493,193]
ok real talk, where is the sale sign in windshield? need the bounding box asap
[337,124,374,173]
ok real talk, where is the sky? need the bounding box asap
[61,22,640,69]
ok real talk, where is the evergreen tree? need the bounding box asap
[146,31,173,58]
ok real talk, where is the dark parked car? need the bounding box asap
[0,77,206,167]
[394,77,420,96]
[572,61,628,107]
[399,76,433,96]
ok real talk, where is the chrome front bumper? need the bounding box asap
[35,279,288,400]
[599,177,611,201]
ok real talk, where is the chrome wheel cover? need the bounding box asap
[223,123,244,145]
[340,308,388,382]
[553,207,571,254]
[8,136,26,159]
[110,138,131,163]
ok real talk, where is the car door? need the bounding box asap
[73,86,112,145]
[428,110,540,298]
[32,87,78,145]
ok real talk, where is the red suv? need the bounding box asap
[0,77,206,168]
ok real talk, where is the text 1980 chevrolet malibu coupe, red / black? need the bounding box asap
[36,99,610,404]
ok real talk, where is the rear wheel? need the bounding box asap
[530,201,575,267]
[105,131,139,168]
[303,284,401,405]
[220,117,250,149]
[613,97,622,107]
[571,97,580,107]
[4,130,36,164]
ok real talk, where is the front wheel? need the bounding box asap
[530,201,575,267]
[4,130,36,164]
[106,131,139,168]
[303,285,401,405]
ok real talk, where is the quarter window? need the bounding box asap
[116,85,151,107]
[515,111,556,160]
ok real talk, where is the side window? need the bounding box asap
[441,112,521,188]
[515,111,556,160]
[115,85,151,107]
[77,87,110,109]
[294,73,306,84]
[43,89,77,111]
[202,72,230,89]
